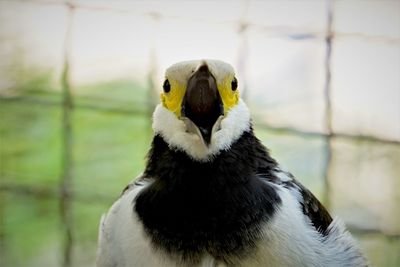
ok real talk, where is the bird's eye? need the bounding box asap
[163,79,171,93]
[231,77,238,91]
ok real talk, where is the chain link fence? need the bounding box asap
[0,1,399,266]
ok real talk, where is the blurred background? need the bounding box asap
[0,0,399,266]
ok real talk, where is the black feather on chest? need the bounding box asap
[134,130,281,263]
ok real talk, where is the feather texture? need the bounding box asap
[97,128,367,266]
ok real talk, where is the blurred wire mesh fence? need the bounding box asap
[0,0,399,267]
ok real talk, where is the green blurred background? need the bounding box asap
[1,1,399,267]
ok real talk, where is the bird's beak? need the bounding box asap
[181,63,224,145]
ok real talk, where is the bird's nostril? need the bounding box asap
[197,64,209,73]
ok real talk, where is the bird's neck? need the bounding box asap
[143,129,277,185]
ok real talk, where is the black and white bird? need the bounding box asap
[97,60,367,267]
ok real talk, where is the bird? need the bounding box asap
[96,59,367,267]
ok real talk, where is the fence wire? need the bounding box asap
[0,0,399,266]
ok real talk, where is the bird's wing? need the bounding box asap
[252,169,368,266]
[288,179,332,235]
[268,168,333,236]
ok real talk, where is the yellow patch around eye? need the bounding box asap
[218,77,239,113]
[160,80,186,117]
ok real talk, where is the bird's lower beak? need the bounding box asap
[181,64,224,145]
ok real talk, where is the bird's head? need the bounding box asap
[152,59,251,162]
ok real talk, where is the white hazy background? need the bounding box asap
[0,1,399,266]
[1,0,399,139]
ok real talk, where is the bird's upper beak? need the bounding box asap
[181,64,224,145]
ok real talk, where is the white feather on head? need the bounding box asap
[154,59,250,162]
[165,59,235,85]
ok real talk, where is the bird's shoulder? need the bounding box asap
[97,174,158,267]
[120,173,154,196]
[98,173,154,237]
